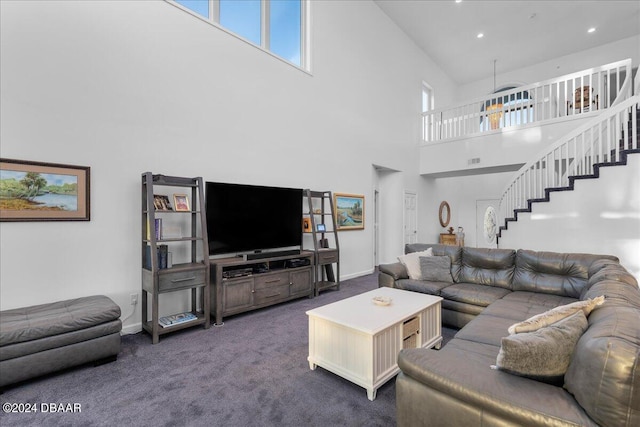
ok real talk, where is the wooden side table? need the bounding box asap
[439,233,457,246]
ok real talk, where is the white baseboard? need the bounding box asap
[120,268,378,335]
[340,268,375,281]
[121,322,142,335]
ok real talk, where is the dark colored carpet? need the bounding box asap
[0,272,456,427]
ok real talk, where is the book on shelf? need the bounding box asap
[158,245,168,269]
[146,218,162,240]
[159,311,198,328]
[144,244,170,269]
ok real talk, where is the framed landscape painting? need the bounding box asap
[334,193,364,231]
[0,158,90,221]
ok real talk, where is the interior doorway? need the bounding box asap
[374,189,380,267]
[404,191,418,246]
[476,199,500,248]
[373,164,403,266]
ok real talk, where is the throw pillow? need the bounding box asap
[492,311,588,384]
[507,295,604,334]
[398,248,433,280]
[419,256,453,283]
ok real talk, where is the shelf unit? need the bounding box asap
[303,190,340,296]
[141,172,210,344]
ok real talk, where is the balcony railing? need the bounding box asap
[422,59,633,143]
[498,94,639,234]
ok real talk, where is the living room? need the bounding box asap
[1,0,639,425]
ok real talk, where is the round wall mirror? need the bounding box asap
[439,201,451,227]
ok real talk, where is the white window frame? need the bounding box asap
[422,81,434,113]
[167,0,310,72]
[422,81,434,141]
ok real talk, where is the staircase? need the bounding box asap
[497,95,639,240]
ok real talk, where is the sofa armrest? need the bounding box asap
[379,262,408,280]
[378,262,408,288]
[397,347,596,426]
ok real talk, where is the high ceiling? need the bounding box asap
[375,0,640,85]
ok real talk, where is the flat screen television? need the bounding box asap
[205,182,302,257]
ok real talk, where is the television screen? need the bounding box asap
[205,182,302,256]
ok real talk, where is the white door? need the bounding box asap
[404,191,418,245]
[476,199,500,248]
[374,189,380,266]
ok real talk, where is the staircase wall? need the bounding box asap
[499,153,640,279]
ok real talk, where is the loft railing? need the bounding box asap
[422,59,633,143]
[497,94,639,234]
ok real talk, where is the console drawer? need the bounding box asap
[254,284,290,305]
[159,269,206,292]
[317,249,339,264]
[254,271,290,290]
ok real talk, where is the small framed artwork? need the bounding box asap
[334,193,364,231]
[153,195,173,211]
[0,158,90,222]
[173,194,190,212]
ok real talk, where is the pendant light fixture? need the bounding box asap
[487,59,503,130]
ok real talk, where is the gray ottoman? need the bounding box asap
[0,295,122,388]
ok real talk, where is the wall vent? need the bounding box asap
[468,158,481,165]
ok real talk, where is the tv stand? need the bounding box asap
[210,251,314,325]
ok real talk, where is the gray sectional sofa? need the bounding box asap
[379,244,640,427]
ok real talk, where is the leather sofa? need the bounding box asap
[379,244,640,427]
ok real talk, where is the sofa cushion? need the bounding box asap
[398,248,433,280]
[500,291,577,311]
[459,247,515,289]
[585,262,639,298]
[440,283,511,307]
[431,245,463,282]
[564,303,640,427]
[493,311,588,385]
[513,249,614,298]
[455,312,515,347]
[507,296,604,334]
[583,280,640,309]
[441,300,485,316]
[396,278,451,296]
[420,256,453,283]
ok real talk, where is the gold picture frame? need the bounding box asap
[0,158,90,222]
[334,193,364,231]
[173,194,190,212]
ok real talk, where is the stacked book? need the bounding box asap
[144,244,170,269]
[158,312,198,328]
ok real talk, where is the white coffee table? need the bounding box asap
[307,287,442,400]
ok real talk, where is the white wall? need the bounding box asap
[457,35,640,101]
[0,0,455,332]
[499,153,640,279]
[419,116,594,176]
[413,35,640,271]
[419,171,516,247]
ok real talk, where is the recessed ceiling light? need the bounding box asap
[477,33,484,39]
[455,0,462,3]
[588,27,596,33]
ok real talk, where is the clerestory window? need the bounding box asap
[170,0,307,69]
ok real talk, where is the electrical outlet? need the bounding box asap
[130,294,138,306]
